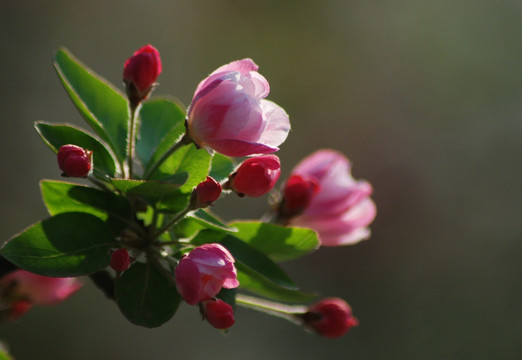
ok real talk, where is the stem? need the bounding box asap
[126,103,139,179]
[144,134,190,180]
[153,206,193,239]
[235,294,307,326]
[87,175,112,192]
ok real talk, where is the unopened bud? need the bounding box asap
[302,298,358,338]
[57,144,92,178]
[190,176,222,209]
[227,155,281,197]
[202,298,235,329]
[279,174,320,218]
[110,249,131,272]
[123,44,162,105]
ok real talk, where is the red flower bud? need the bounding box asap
[191,176,222,208]
[57,144,92,178]
[303,298,358,338]
[279,174,320,218]
[228,155,281,197]
[123,44,162,104]
[110,249,131,272]
[203,298,235,329]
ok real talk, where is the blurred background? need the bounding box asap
[0,1,521,359]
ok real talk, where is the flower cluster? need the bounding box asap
[0,45,376,338]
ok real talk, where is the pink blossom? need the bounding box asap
[228,155,281,197]
[282,149,376,246]
[203,298,235,329]
[186,59,290,157]
[57,144,92,178]
[175,244,239,305]
[303,298,359,338]
[0,270,82,307]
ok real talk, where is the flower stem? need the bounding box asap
[126,103,139,179]
[144,133,190,180]
[235,294,307,326]
[153,206,193,239]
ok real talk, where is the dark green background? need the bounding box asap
[1,1,520,359]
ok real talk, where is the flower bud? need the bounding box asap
[123,44,162,105]
[302,298,359,338]
[279,174,320,218]
[228,155,281,197]
[57,144,92,178]
[202,298,235,329]
[175,244,239,306]
[110,248,131,272]
[7,299,32,321]
[190,176,222,209]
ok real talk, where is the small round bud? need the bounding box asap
[110,249,131,272]
[203,298,235,329]
[191,176,222,209]
[57,145,92,178]
[228,155,281,197]
[279,174,320,218]
[302,298,359,338]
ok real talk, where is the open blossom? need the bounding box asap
[228,155,281,197]
[0,270,82,308]
[175,244,239,305]
[123,44,162,104]
[281,149,376,246]
[303,298,359,338]
[186,58,290,157]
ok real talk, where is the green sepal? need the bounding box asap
[54,48,129,165]
[35,122,117,177]
[1,212,117,277]
[115,261,180,328]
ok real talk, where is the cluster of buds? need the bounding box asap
[2,44,377,339]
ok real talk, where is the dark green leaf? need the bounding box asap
[54,48,129,164]
[111,174,187,199]
[209,153,236,182]
[137,98,186,171]
[236,265,317,303]
[229,222,319,262]
[40,180,131,234]
[115,261,180,328]
[220,235,297,290]
[1,212,117,277]
[35,122,117,177]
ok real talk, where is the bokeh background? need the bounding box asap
[1,1,521,359]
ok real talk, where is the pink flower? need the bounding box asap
[191,176,222,208]
[57,144,92,178]
[303,298,359,338]
[228,155,281,197]
[123,44,162,104]
[186,59,290,157]
[203,298,235,329]
[110,249,131,272]
[0,270,82,307]
[175,244,239,305]
[282,149,376,246]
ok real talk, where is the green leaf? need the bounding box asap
[111,174,187,199]
[1,212,117,277]
[137,98,186,171]
[174,209,236,238]
[209,153,236,182]
[40,180,131,234]
[35,122,117,177]
[229,222,319,262]
[0,349,14,360]
[115,261,180,328]
[236,266,317,303]
[54,48,129,164]
[153,144,212,213]
[220,236,298,290]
